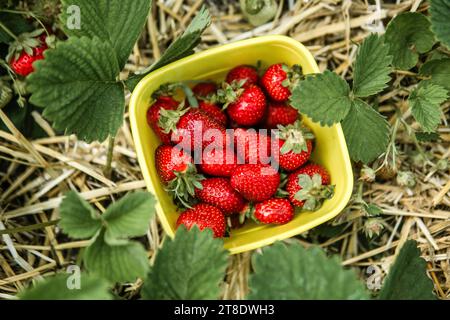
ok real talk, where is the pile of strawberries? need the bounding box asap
[147,64,334,238]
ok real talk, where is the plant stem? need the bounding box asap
[0,21,18,41]
[104,135,116,179]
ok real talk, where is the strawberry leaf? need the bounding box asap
[84,230,149,283]
[379,240,436,300]
[429,0,450,50]
[61,0,152,69]
[103,191,155,241]
[341,99,390,164]
[141,226,228,300]
[353,34,392,97]
[385,12,436,70]
[19,273,113,300]
[290,70,352,126]
[125,6,211,90]
[419,58,450,91]
[28,37,124,143]
[59,191,102,239]
[408,83,448,133]
[248,242,369,299]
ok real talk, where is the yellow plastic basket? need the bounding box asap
[129,35,353,254]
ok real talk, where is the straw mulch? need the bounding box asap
[0,0,449,300]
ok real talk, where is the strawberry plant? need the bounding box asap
[1,0,447,302]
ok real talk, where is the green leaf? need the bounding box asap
[84,231,149,283]
[353,34,392,97]
[290,70,352,126]
[419,58,450,91]
[142,226,228,300]
[103,191,155,241]
[429,0,450,49]
[379,240,436,300]
[19,273,113,300]
[409,83,448,132]
[125,6,211,90]
[59,191,102,239]
[28,37,124,143]
[385,12,436,70]
[248,242,369,299]
[341,99,390,164]
[61,0,152,69]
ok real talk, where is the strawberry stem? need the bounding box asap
[103,135,115,179]
[0,22,18,41]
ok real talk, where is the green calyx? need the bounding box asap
[215,80,246,109]
[158,102,189,134]
[281,64,303,91]
[294,174,335,211]
[153,82,199,107]
[166,163,205,208]
[6,29,46,62]
[277,120,314,155]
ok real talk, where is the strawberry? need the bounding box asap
[264,102,299,129]
[254,198,294,225]
[232,128,272,165]
[226,65,259,88]
[272,121,315,171]
[155,145,204,207]
[195,178,245,215]
[286,163,334,210]
[190,83,227,126]
[198,100,228,126]
[216,81,266,126]
[230,164,280,202]
[159,106,226,151]
[192,82,217,98]
[8,31,49,77]
[261,64,302,102]
[147,96,179,144]
[176,203,226,238]
[199,147,239,177]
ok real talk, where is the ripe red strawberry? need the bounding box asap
[228,85,266,126]
[226,65,259,88]
[198,100,227,126]
[232,128,272,165]
[9,33,48,77]
[192,82,217,98]
[230,164,280,202]
[159,107,226,151]
[155,145,204,207]
[199,147,239,177]
[272,121,315,171]
[195,178,245,215]
[264,102,299,129]
[254,198,294,225]
[261,64,302,102]
[286,163,334,210]
[147,96,179,144]
[176,203,226,238]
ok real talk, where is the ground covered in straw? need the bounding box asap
[0,0,449,300]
